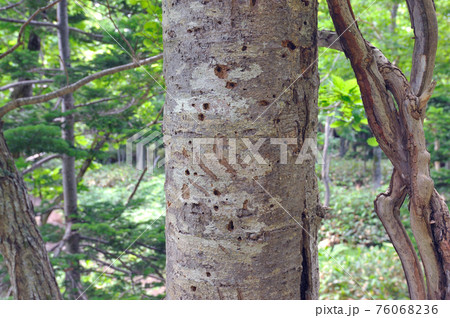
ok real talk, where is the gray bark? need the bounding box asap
[57,0,83,299]
[322,116,333,206]
[0,126,61,299]
[163,0,321,299]
[372,147,382,190]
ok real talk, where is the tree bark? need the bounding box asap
[57,0,84,299]
[0,126,61,299]
[163,0,321,299]
[325,0,450,299]
[372,146,382,190]
[322,116,333,206]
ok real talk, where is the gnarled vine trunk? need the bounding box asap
[163,0,321,299]
[325,0,450,299]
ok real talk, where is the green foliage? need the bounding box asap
[4,124,72,155]
[319,243,408,300]
[44,165,166,300]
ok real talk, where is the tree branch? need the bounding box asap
[0,16,104,41]
[0,1,24,11]
[0,79,54,91]
[21,154,61,175]
[405,0,438,95]
[0,0,62,59]
[0,53,163,118]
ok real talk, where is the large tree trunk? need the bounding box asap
[163,0,321,299]
[57,0,83,299]
[0,126,61,299]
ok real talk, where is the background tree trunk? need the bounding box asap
[163,0,321,299]
[372,147,382,190]
[0,126,61,299]
[322,116,333,206]
[57,0,83,299]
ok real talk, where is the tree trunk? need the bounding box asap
[57,0,83,299]
[326,0,450,299]
[0,126,61,299]
[163,0,321,299]
[322,116,333,206]
[372,146,382,190]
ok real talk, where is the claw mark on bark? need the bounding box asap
[199,161,218,181]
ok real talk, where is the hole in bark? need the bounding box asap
[193,172,198,176]
[206,272,211,277]
[242,45,247,51]
[203,103,210,110]
[214,64,229,79]
[301,0,310,6]
[281,53,287,58]
[190,286,197,292]
[269,204,274,208]
[237,236,242,241]
[258,100,269,106]
[185,169,190,175]
[272,94,276,98]
[213,189,221,196]
[282,40,297,51]
[304,21,307,25]
[213,205,219,211]
[217,21,222,24]
[227,220,234,231]
[198,113,205,121]
[191,103,196,107]
[188,140,192,144]
[250,0,256,6]
[225,81,237,89]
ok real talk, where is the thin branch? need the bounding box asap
[126,168,147,206]
[76,132,110,183]
[0,53,163,118]
[0,0,62,59]
[74,96,122,108]
[0,79,54,91]
[146,106,164,127]
[21,154,61,175]
[0,17,104,40]
[0,1,24,11]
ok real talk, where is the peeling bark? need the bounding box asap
[163,0,321,299]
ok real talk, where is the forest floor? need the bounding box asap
[79,157,448,300]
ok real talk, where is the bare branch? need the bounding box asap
[0,0,62,59]
[21,154,61,175]
[0,17,104,40]
[0,53,163,118]
[0,1,24,11]
[0,79,54,91]
[74,96,122,108]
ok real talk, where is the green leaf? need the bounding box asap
[367,137,379,147]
